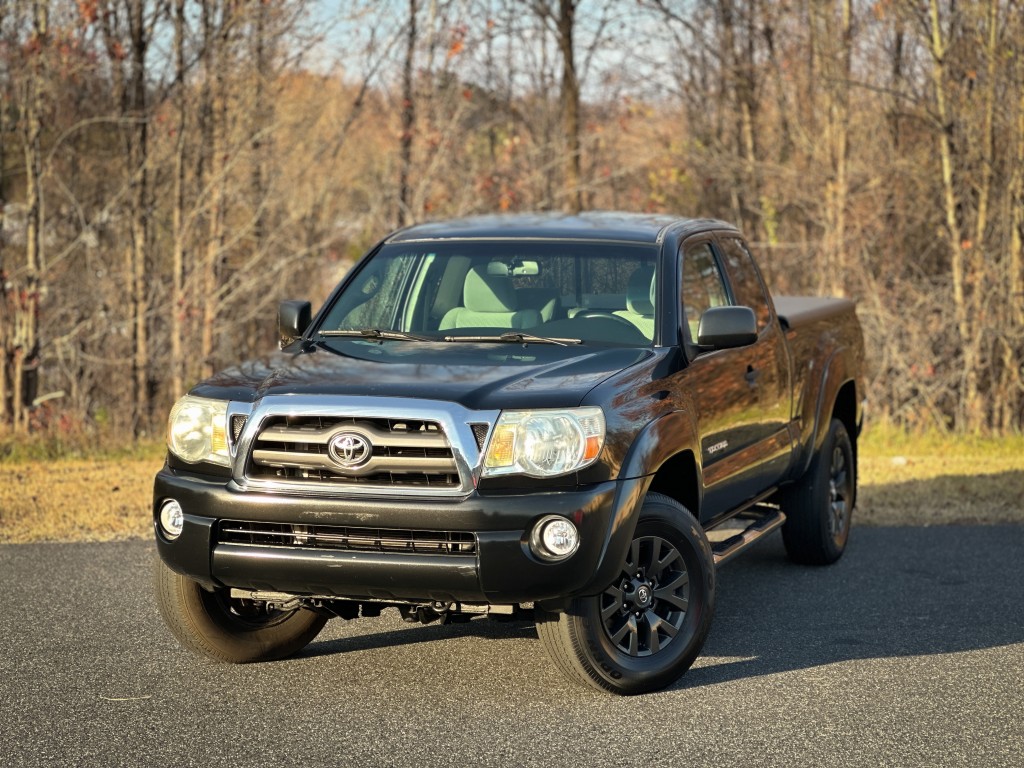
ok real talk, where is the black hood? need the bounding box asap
[191,339,653,412]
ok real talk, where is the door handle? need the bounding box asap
[744,365,760,385]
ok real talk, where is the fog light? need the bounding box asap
[530,515,579,562]
[159,499,184,540]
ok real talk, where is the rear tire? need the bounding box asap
[536,493,715,695]
[154,558,327,663]
[779,417,855,565]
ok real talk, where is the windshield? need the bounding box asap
[318,241,660,346]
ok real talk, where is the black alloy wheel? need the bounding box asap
[600,535,690,658]
[535,493,716,695]
[780,417,856,565]
[827,441,853,547]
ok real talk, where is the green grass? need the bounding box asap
[857,422,1024,527]
[860,420,1024,461]
[0,431,165,464]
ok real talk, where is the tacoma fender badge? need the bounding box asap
[707,440,729,456]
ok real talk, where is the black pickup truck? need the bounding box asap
[154,213,865,694]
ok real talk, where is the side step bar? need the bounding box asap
[710,506,786,567]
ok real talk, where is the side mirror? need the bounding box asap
[279,300,311,348]
[697,306,757,350]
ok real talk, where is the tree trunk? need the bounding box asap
[398,0,417,227]
[170,0,187,400]
[718,0,761,241]
[127,0,150,435]
[201,0,229,379]
[556,0,582,213]
[15,0,48,433]
[1001,20,1024,431]
[0,20,9,428]
[927,0,981,432]
[821,0,852,297]
[250,0,268,248]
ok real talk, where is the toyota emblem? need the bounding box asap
[327,432,372,469]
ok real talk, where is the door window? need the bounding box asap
[718,237,772,331]
[681,242,729,343]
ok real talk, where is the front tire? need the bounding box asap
[536,493,715,695]
[779,417,855,565]
[154,559,327,663]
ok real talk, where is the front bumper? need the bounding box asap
[153,466,648,604]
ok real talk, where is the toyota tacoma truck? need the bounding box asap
[153,213,865,695]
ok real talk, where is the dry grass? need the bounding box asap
[0,458,162,544]
[0,425,1021,543]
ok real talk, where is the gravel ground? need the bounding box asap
[1,527,1022,768]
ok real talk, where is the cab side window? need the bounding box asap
[718,237,772,331]
[681,242,729,343]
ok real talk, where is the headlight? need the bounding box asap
[167,395,230,466]
[482,407,605,478]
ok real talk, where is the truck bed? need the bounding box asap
[774,296,857,331]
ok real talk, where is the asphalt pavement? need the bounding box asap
[1,526,1022,768]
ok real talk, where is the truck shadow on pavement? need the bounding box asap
[301,613,537,659]
[680,523,1024,690]
[301,524,1024,693]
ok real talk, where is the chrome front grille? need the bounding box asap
[218,520,477,556]
[246,415,460,489]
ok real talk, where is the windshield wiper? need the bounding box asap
[318,328,436,342]
[443,331,582,346]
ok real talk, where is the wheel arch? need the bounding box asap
[794,347,860,479]
[617,409,703,523]
[831,380,859,508]
[647,450,702,523]
[562,413,704,604]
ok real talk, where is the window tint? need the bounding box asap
[719,237,771,331]
[329,252,419,329]
[681,242,729,342]
[505,253,640,309]
[318,242,660,345]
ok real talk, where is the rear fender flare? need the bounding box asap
[798,348,855,477]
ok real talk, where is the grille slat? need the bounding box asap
[246,416,461,490]
[218,521,476,556]
[258,422,449,449]
[251,449,455,474]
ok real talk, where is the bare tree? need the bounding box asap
[12,0,48,433]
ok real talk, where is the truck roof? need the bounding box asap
[386,212,738,245]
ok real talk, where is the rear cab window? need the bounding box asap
[716,236,773,332]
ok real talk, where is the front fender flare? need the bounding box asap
[563,411,703,602]
[618,409,701,483]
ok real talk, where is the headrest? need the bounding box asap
[626,266,655,316]
[464,265,518,312]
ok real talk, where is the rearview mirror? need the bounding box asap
[486,260,540,276]
[279,300,311,348]
[697,306,757,350]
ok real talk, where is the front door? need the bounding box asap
[671,237,789,522]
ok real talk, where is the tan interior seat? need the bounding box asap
[612,266,656,340]
[439,265,542,330]
[516,286,560,322]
